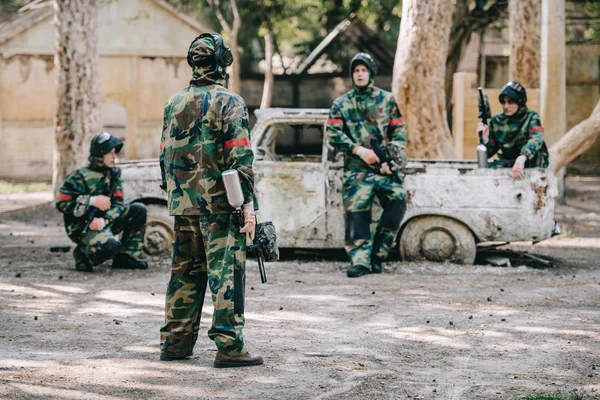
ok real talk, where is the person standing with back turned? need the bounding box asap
[159,33,263,368]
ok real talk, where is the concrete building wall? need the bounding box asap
[0,0,203,181]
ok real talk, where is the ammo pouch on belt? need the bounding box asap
[248,221,279,261]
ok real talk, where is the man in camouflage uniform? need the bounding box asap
[56,132,149,272]
[159,33,263,368]
[477,81,550,179]
[326,52,408,278]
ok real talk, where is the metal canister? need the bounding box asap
[222,169,245,208]
[476,143,488,168]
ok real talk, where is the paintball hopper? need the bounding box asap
[222,169,270,284]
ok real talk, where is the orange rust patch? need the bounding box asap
[406,190,414,207]
[531,182,547,212]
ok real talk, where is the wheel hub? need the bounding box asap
[144,224,172,255]
[421,229,455,261]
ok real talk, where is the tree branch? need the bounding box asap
[208,0,231,33]
[230,0,241,34]
[549,101,600,172]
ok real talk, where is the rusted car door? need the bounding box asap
[253,119,329,247]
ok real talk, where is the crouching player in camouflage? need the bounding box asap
[326,52,408,278]
[159,33,263,368]
[477,81,550,179]
[56,132,149,272]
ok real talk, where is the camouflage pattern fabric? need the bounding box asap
[343,170,406,267]
[159,37,256,216]
[251,221,279,262]
[487,108,549,168]
[160,35,256,359]
[160,214,247,358]
[326,74,408,268]
[326,78,407,173]
[76,203,146,265]
[56,156,146,265]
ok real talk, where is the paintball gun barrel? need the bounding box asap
[477,87,490,168]
[222,169,267,284]
[80,208,97,237]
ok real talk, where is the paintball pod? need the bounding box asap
[370,138,405,182]
[223,169,279,284]
[477,87,491,168]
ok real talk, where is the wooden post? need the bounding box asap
[540,0,566,200]
[128,56,138,160]
[452,72,469,159]
[540,0,566,147]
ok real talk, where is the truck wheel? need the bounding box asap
[399,216,476,265]
[143,204,173,256]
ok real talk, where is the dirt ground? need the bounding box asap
[0,177,599,400]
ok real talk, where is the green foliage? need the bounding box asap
[163,0,400,72]
[515,391,586,400]
[0,0,28,13]
[0,181,51,194]
[566,0,600,41]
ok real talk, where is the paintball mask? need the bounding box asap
[187,33,233,69]
[90,132,123,157]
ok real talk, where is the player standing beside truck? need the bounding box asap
[326,52,408,278]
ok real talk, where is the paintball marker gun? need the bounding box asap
[80,169,117,237]
[477,87,491,168]
[222,169,267,284]
[370,137,405,182]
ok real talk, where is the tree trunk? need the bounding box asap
[550,101,600,173]
[509,0,541,87]
[228,33,241,94]
[53,0,101,199]
[260,30,274,109]
[211,0,242,94]
[393,0,456,159]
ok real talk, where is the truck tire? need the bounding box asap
[143,204,174,256]
[399,216,476,265]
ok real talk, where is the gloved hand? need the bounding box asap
[512,155,527,180]
[89,195,111,211]
[353,146,380,165]
[89,217,106,231]
[239,202,256,240]
[476,122,490,144]
[380,162,393,175]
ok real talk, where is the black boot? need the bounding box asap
[112,253,148,270]
[74,246,93,272]
[347,264,370,278]
[371,258,383,274]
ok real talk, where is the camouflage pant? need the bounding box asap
[160,214,247,358]
[78,202,147,266]
[343,169,407,268]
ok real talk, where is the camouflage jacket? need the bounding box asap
[326,79,407,172]
[160,65,256,216]
[487,108,549,168]
[55,157,124,241]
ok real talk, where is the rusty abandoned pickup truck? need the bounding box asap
[120,108,557,264]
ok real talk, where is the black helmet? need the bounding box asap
[350,52,378,77]
[499,81,527,107]
[90,132,123,157]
